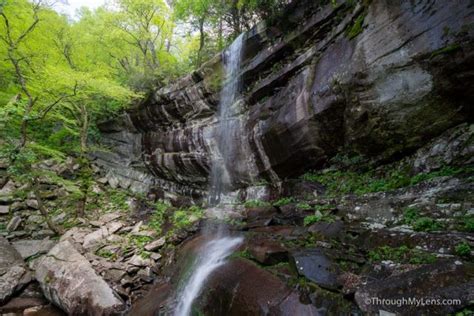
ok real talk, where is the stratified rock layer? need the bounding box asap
[94,0,473,198]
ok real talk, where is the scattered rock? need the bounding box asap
[83,227,109,249]
[36,240,125,315]
[6,216,22,232]
[355,261,474,315]
[247,238,288,265]
[144,237,166,251]
[31,230,55,239]
[99,212,122,224]
[26,199,39,210]
[0,205,9,215]
[290,248,340,290]
[12,239,57,260]
[127,254,153,267]
[0,237,31,304]
[9,202,24,212]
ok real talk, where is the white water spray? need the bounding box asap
[173,236,243,316]
[173,34,245,316]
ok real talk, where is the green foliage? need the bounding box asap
[402,207,420,224]
[301,166,473,197]
[346,13,365,39]
[303,204,335,226]
[231,249,252,260]
[368,246,437,264]
[412,217,442,232]
[401,206,441,232]
[455,242,471,257]
[96,249,117,260]
[273,197,295,207]
[296,202,312,210]
[303,214,323,226]
[172,205,204,229]
[148,200,171,234]
[108,189,129,210]
[244,199,271,208]
[455,308,474,316]
[463,217,474,233]
[430,44,461,58]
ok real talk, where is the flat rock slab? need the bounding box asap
[12,239,57,260]
[290,248,340,290]
[35,240,125,315]
[0,237,31,304]
[0,205,9,215]
[355,260,474,315]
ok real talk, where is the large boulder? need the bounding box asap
[35,240,125,315]
[0,237,31,304]
[196,258,318,315]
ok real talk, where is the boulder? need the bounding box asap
[0,237,31,304]
[144,237,166,251]
[12,239,57,260]
[290,249,340,290]
[247,238,288,265]
[26,199,39,210]
[198,258,319,315]
[355,260,474,315]
[35,240,125,315]
[0,205,9,215]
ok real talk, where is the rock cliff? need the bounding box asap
[94,0,473,199]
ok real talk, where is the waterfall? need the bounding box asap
[173,34,245,316]
[209,33,245,205]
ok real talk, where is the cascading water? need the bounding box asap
[173,34,245,316]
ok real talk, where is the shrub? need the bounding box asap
[244,199,271,208]
[455,242,471,257]
[368,245,436,264]
[412,217,442,232]
[296,202,312,210]
[273,197,295,207]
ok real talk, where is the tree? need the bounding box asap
[0,0,134,230]
[108,0,176,89]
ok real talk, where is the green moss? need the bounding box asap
[430,44,461,58]
[244,199,271,208]
[301,165,473,197]
[412,217,442,232]
[148,200,171,234]
[172,205,204,230]
[402,207,420,224]
[346,13,365,39]
[296,202,312,210]
[230,249,252,260]
[369,245,436,264]
[400,207,442,232]
[273,197,295,207]
[96,249,117,260]
[455,242,471,257]
[463,217,474,233]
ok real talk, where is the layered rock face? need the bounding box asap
[94,0,474,197]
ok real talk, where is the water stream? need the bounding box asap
[173,34,245,316]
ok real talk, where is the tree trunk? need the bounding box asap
[33,177,63,235]
[76,104,90,218]
[197,18,205,66]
